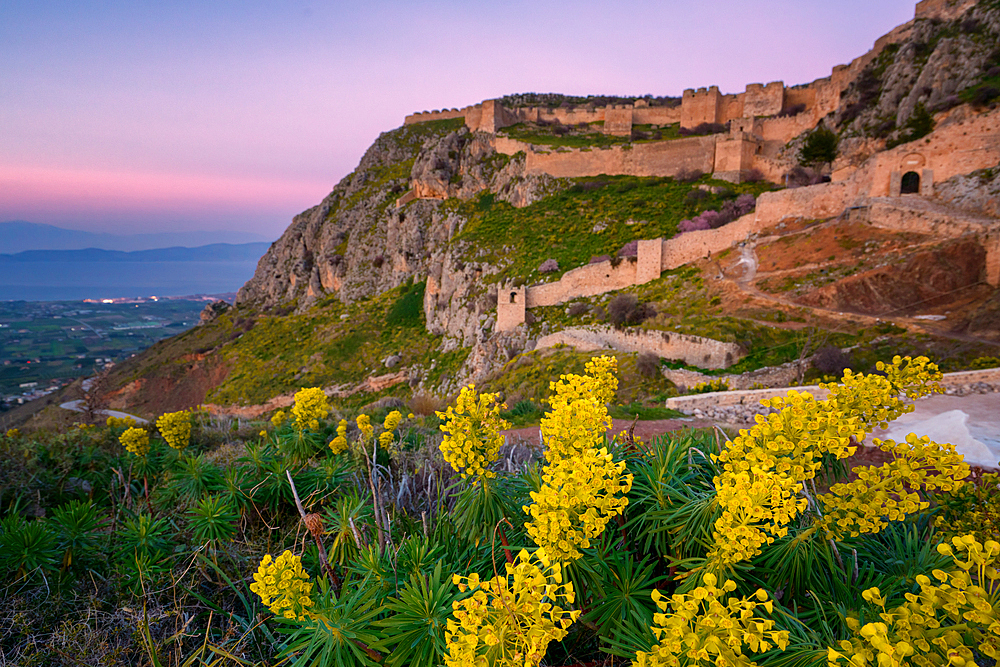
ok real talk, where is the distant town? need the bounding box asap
[0,294,234,410]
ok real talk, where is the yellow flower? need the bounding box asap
[436,385,509,482]
[524,356,631,564]
[156,410,192,451]
[635,574,788,666]
[248,550,315,621]
[106,416,137,430]
[4,428,20,439]
[329,418,349,455]
[357,414,374,440]
[120,427,150,458]
[291,388,328,433]
[271,410,287,428]
[446,549,580,667]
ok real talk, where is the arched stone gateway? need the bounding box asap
[901,171,921,194]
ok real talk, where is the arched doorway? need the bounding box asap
[901,171,920,194]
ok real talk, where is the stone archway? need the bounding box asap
[901,171,921,194]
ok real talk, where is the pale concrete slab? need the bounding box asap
[868,393,1000,469]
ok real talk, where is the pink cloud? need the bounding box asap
[0,165,330,228]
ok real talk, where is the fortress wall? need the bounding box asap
[783,86,816,113]
[522,137,716,179]
[526,259,638,308]
[713,136,757,180]
[754,182,857,224]
[465,104,484,131]
[604,106,634,136]
[497,286,526,333]
[865,108,1000,197]
[535,326,744,369]
[543,107,606,125]
[681,87,723,128]
[759,113,816,143]
[404,108,468,125]
[743,82,785,118]
[867,199,986,236]
[494,136,533,155]
[660,212,761,270]
[632,106,682,125]
[721,94,744,124]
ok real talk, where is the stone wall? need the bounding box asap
[743,82,784,118]
[535,325,744,369]
[494,136,717,179]
[404,107,469,125]
[681,86,725,128]
[496,285,526,333]
[660,211,760,270]
[864,108,1000,198]
[665,367,1000,413]
[526,258,639,308]
[603,106,634,136]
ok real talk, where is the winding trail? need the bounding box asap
[58,399,148,424]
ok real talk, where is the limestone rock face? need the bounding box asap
[935,166,1000,217]
[237,125,560,317]
[836,3,1000,141]
[199,300,230,325]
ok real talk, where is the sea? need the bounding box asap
[0,260,259,301]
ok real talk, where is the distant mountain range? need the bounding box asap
[0,243,272,263]
[0,221,272,253]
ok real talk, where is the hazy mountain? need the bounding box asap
[0,221,272,253]
[0,243,272,263]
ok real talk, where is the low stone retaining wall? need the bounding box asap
[535,325,744,370]
[666,368,1000,425]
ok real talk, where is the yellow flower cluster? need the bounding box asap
[708,356,945,568]
[329,419,349,455]
[445,549,580,667]
[829,535,1000,666]
[379,409,403,450]
[291,387,329,432]
[437,385,509,482]
[106,415,137,429]
[271,410,287,428]
[525,356,631,563]
[524,446,632,563]
[634,573,789,667]
[4,428,19,439]
[819,433,968,538]
[249,550,315,621]
[156,410,191,451]
[540,356,617,463]
[353,413,371,439]
[120,427,150,458]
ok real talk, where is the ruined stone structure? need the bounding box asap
[535,326,744,370]
[496,285,526,333]
[401,0,1000,342]
[403,0,969,188]
[494,104,1000,334]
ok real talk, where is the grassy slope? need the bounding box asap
[450,174,772,285]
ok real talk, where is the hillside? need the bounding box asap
[19,0,1000,423]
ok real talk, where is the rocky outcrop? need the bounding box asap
[935,166,1000,217]
[836,2,1000,141]
[237,124,560,321]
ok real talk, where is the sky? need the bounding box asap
[1,0,919,240]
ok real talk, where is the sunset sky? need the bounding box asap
[2,0,917,239]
